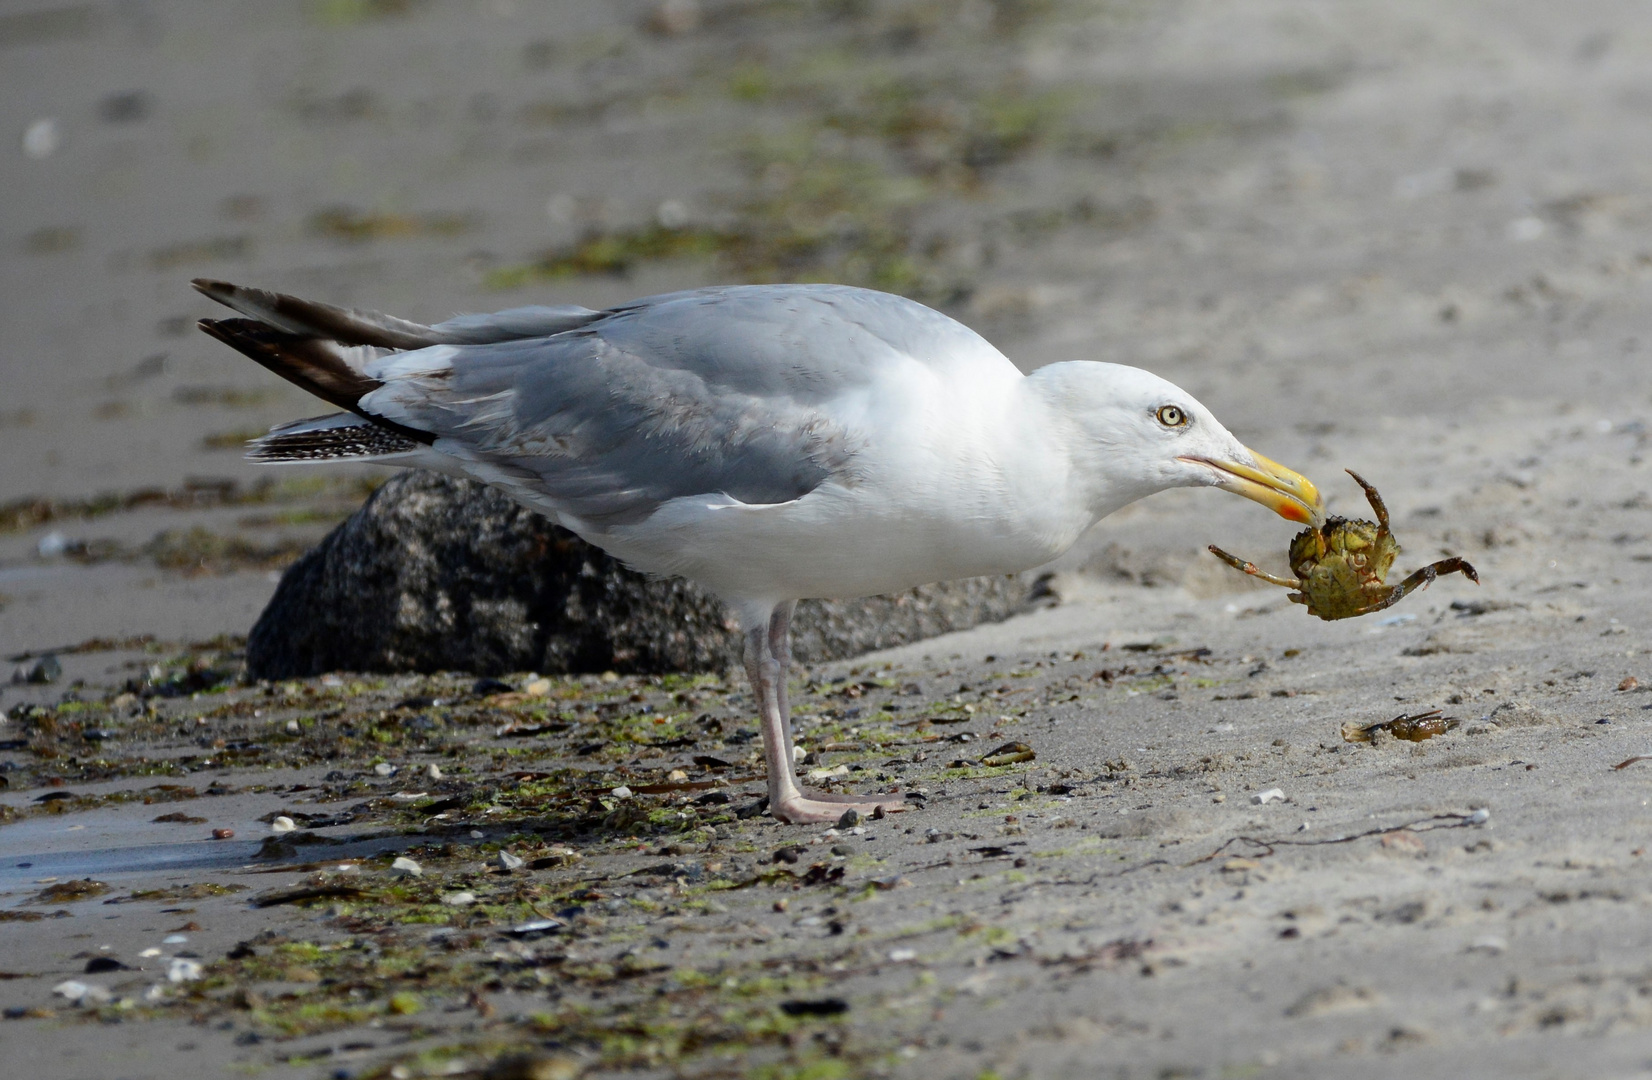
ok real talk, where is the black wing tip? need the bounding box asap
[248,423,420,462]
[192,278,237,304]
[196,316,278,345]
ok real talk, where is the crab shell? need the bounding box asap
[1287,516,1402,620]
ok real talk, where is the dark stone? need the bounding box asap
[12,655,60,685]
[779,998,849,1016]
[247,472,1036,678]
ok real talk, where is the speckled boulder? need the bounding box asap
[246,472,1036,678]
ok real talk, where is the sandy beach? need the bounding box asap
[6,2,1652,1077]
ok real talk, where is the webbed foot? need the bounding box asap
[771,789,907,825]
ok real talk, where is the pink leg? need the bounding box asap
[769,602,797,748]
[746,611,905,825]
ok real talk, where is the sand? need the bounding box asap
[5,1,1652,1077]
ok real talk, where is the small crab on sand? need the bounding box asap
[1208,470,1479,621]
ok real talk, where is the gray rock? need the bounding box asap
[12,654,60,685]
[247,472,1039,679]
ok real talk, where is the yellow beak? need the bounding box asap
[1190,450,1325,526]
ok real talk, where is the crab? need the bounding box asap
[1341,709,1459,743]
[1208,470,1479,621]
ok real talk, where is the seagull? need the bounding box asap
[192,279,1324,824]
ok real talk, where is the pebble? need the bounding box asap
[23,118,61,159]
[373,762,397,777]
[270,816,296,834]
[167,959,203,983]
[650,0,703,38]
[211,828,235,839]
[524,677,553,696]
[1252,788,1286,805]
[286,719,301,734]
[138,948,161,958]
[426,763,443,780]
[505,918,562,937]
[389,856,423,878]
[611,785,633,799]
[35,532,68,558]
[12,655,61,685]
[887,948,917,963]
[162,934,188,944]
[1621,677,1640,692]
[497,850,525,871]
[1468,807,1491,825]
[1467,935,1508,954]
[52,980,110,1005]
[481,1053,581,1080]
[441,891,477,906]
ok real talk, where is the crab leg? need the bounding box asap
[1207,545,1300,589]
[1345,470,1391,535]
[1343,557,1480,617]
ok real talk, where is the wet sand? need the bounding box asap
[6,1,1652,1077]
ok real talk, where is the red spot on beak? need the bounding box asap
[1278,502,1311,524]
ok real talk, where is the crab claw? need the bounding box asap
[1194,450,1325,526]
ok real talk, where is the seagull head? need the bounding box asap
[1034,362,1326,527]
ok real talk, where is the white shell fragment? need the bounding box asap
[497,850,525,871]
[270,816,296,834]
[1251,788,1287,805]
[167,959,203,983]
[23,118,61,159]
[441,891,477,906]
[389,856,423,878]
[53,980,110,1004]
[610,786,633,799]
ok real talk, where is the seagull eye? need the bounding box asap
[1155,405,1187,428]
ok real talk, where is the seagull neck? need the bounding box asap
[1021,362,1165,524]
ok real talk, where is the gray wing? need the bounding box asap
[363,285,998,529]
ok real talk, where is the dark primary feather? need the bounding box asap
[193,278,445,350]
[192,277,605,346]
[193,279,611,466]
[196,317,435,446]
[250,417,420,461]
[197,318,380,411]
